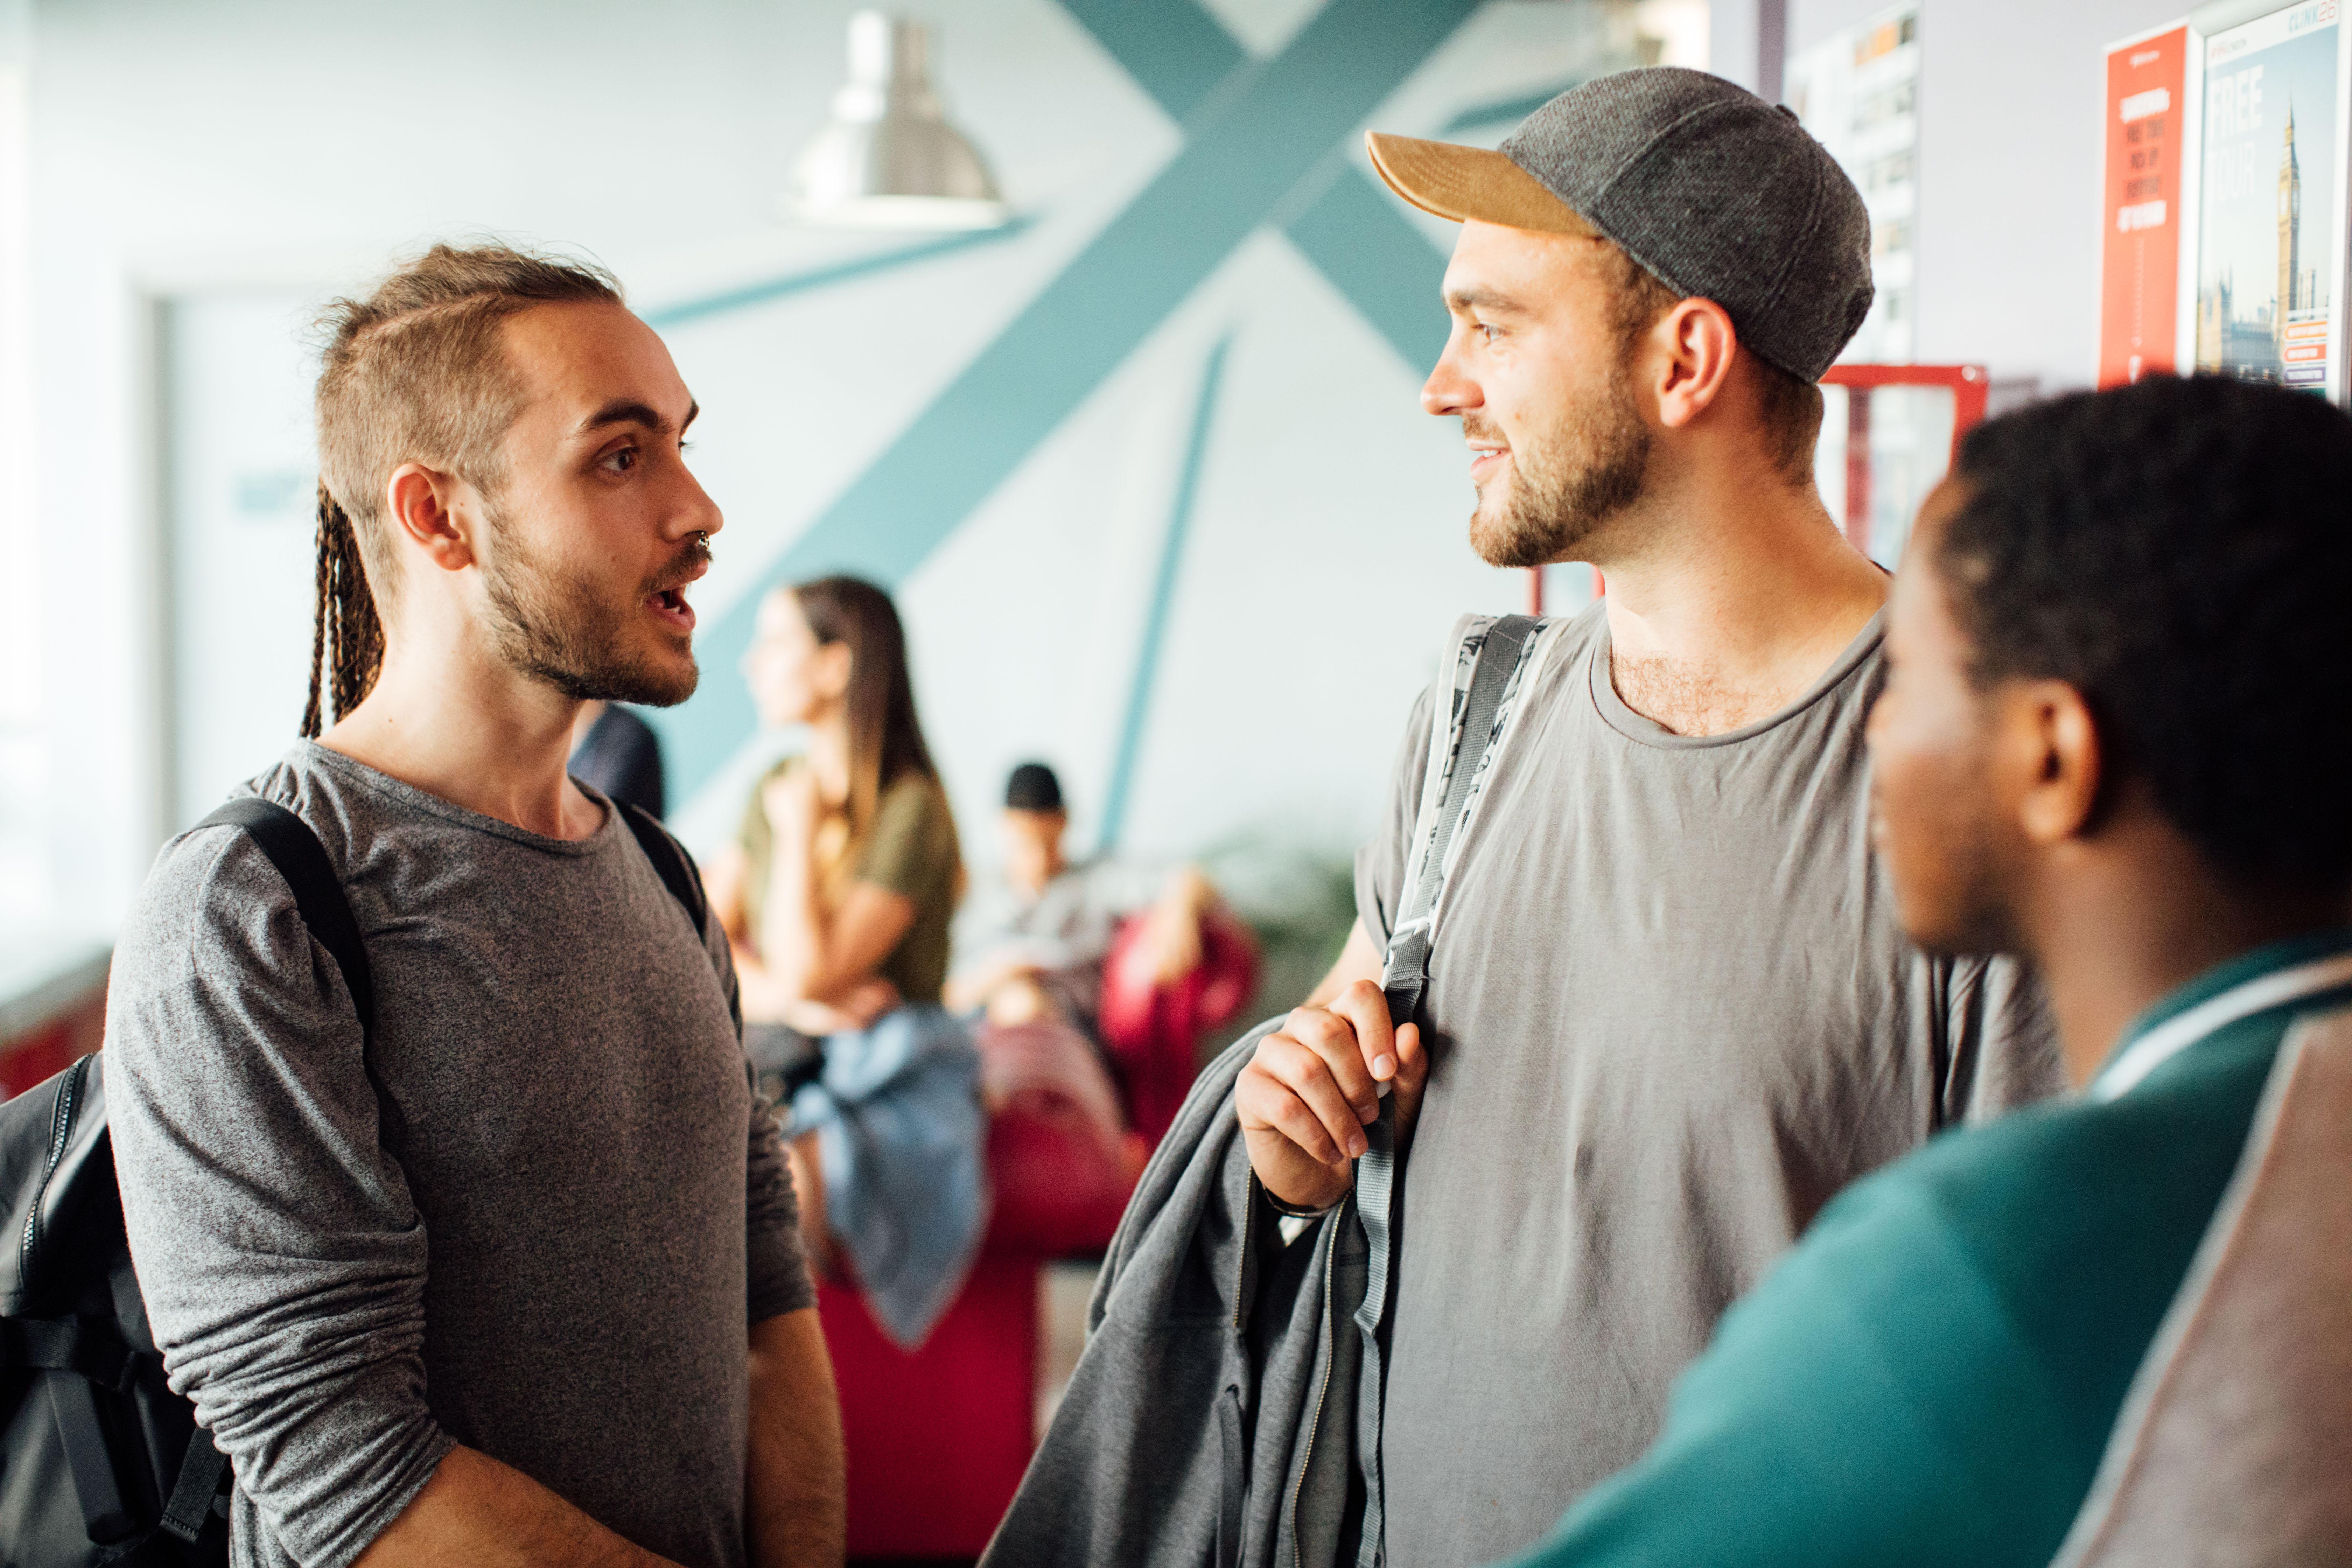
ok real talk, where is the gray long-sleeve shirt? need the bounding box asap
[105,742,812,1568]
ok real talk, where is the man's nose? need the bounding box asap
[676,466,724,540]
[1422,328,1478,417]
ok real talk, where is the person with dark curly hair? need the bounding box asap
[1501,373,2352,1568]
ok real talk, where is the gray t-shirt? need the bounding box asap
[105,742,813,1568]
[1358,606,2063,1568]
[951,858,1166,1017]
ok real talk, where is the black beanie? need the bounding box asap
[1005,762,1064,812]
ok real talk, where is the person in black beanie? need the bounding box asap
[947,761,1225,1040]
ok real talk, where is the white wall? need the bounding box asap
[27,0,1170,933]
[1790,0,2193,394]
[23,0,1670,939]
[156,294,322,828]
[0,0,41,937]
[15,0,2193,948]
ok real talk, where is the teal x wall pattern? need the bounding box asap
[643,0,1479,803]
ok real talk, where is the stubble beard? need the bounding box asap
[479,505,702,708]
[1468,359,1654,570]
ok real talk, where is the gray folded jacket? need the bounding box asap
[982,1019,1370,1568]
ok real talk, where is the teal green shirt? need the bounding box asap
[1507,930,2352,1568]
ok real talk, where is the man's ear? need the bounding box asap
[1648,297,1738,431]
[2006,679,2103,847]
[385,462,479,573]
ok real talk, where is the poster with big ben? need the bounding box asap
[2189,0,2348,396]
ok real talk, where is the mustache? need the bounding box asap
[1462,413,1505,445]
[645,532,713,596]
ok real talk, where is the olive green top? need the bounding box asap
[735,757,959,1006]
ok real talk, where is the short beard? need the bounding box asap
[478,505,702,708]
[1468,354,1652,570]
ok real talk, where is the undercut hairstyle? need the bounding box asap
[1940,374,2352,890]
[1601,245,1823,482]
[302,242,623,736]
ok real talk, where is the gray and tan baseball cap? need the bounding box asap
[1367,66,1873,382]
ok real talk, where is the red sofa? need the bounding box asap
[820,912,1258,1560]
[820,1102,1131,1559]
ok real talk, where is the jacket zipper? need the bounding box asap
[1232,1176,1259,1332]
[1287,1214,1345,1568]
[20,1054,88,1292]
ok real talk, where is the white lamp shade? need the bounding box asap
[789,12,1010,230]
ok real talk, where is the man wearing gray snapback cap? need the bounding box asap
[1232,68,2062,1565]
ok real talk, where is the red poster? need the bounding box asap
[2100,25,2189,387]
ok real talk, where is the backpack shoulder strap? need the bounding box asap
[1351,610,1543,1568]
[613,800,741,1036]
[614,799,708,932]
[1379,612,1544,1026]
[197,797,374,1034]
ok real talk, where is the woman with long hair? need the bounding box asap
[708,576,981,1348]
[711,576,962,1034]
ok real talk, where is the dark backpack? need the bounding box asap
[0,793,716,1565]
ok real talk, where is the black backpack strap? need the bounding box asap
[156,1429,229,1544]
[1,1314,142,1391]
[614,799,741,1037]
[196,797,404,1172]
[615,799,707,931]
[198,797,375,1034]
[51,1369,133,1545]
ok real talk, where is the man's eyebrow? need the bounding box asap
[574,398,698,438]
[1443,284,1526,315]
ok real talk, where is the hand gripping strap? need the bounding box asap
[1352,613,1541,1567]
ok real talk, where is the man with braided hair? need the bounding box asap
[104,243,844,1568]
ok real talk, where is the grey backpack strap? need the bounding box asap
[1352,612,1541,1567]
[1378,614,1542,1022]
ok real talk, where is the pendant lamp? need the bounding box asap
[788,12,1010,230]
